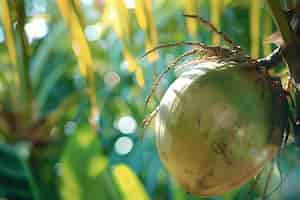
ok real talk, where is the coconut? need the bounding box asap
[155,59,287,196]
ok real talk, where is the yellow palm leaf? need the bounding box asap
[250,0,261,58]
[57,2,93,69]
[143,0,158,62]
[135,0,147,30]
[108,0,131,41]
[56,0,98,122]
[104,0,144,87]
[263,11,272,56]
[0,0,19,88]
[135,0,158,62]
[211,0,222,45]
[183,0,198,38]
[135,67,145,88]
[73,0,84,26]
[124,49,145,87]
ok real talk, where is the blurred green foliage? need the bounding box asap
[0,0,299,200]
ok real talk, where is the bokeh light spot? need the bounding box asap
[85,24,102,41]
[25,17,48,42]
[0,27,4,43]
[125,0,135,9]
[81,0,93,6]
[114,136,133,155]
[64,121,77,135]
[120,60,129,72]
[104,71,120,89]
[117,115,137,134]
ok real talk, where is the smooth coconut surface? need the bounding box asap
[155,61,284,196]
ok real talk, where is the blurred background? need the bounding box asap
[0,0,300,200]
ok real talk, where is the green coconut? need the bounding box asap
[155,60,287,196]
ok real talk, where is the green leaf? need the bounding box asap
[39,92,79,126]
[60,126,121,200]
[0,142,39,200]
[171,181,204,200]
[36,62,69,112]
[30,22,66,90]
[256,162,281,200]
[14,1,33,117]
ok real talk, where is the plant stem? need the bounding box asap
[14,1,33,121]
[267,0,295,44]
[267,1,300,125]
[267,1,300,82]
[0,0,20,111]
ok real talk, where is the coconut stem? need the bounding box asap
[267,1,300,127]
[267,1,300,81]
[267,0,295,44]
